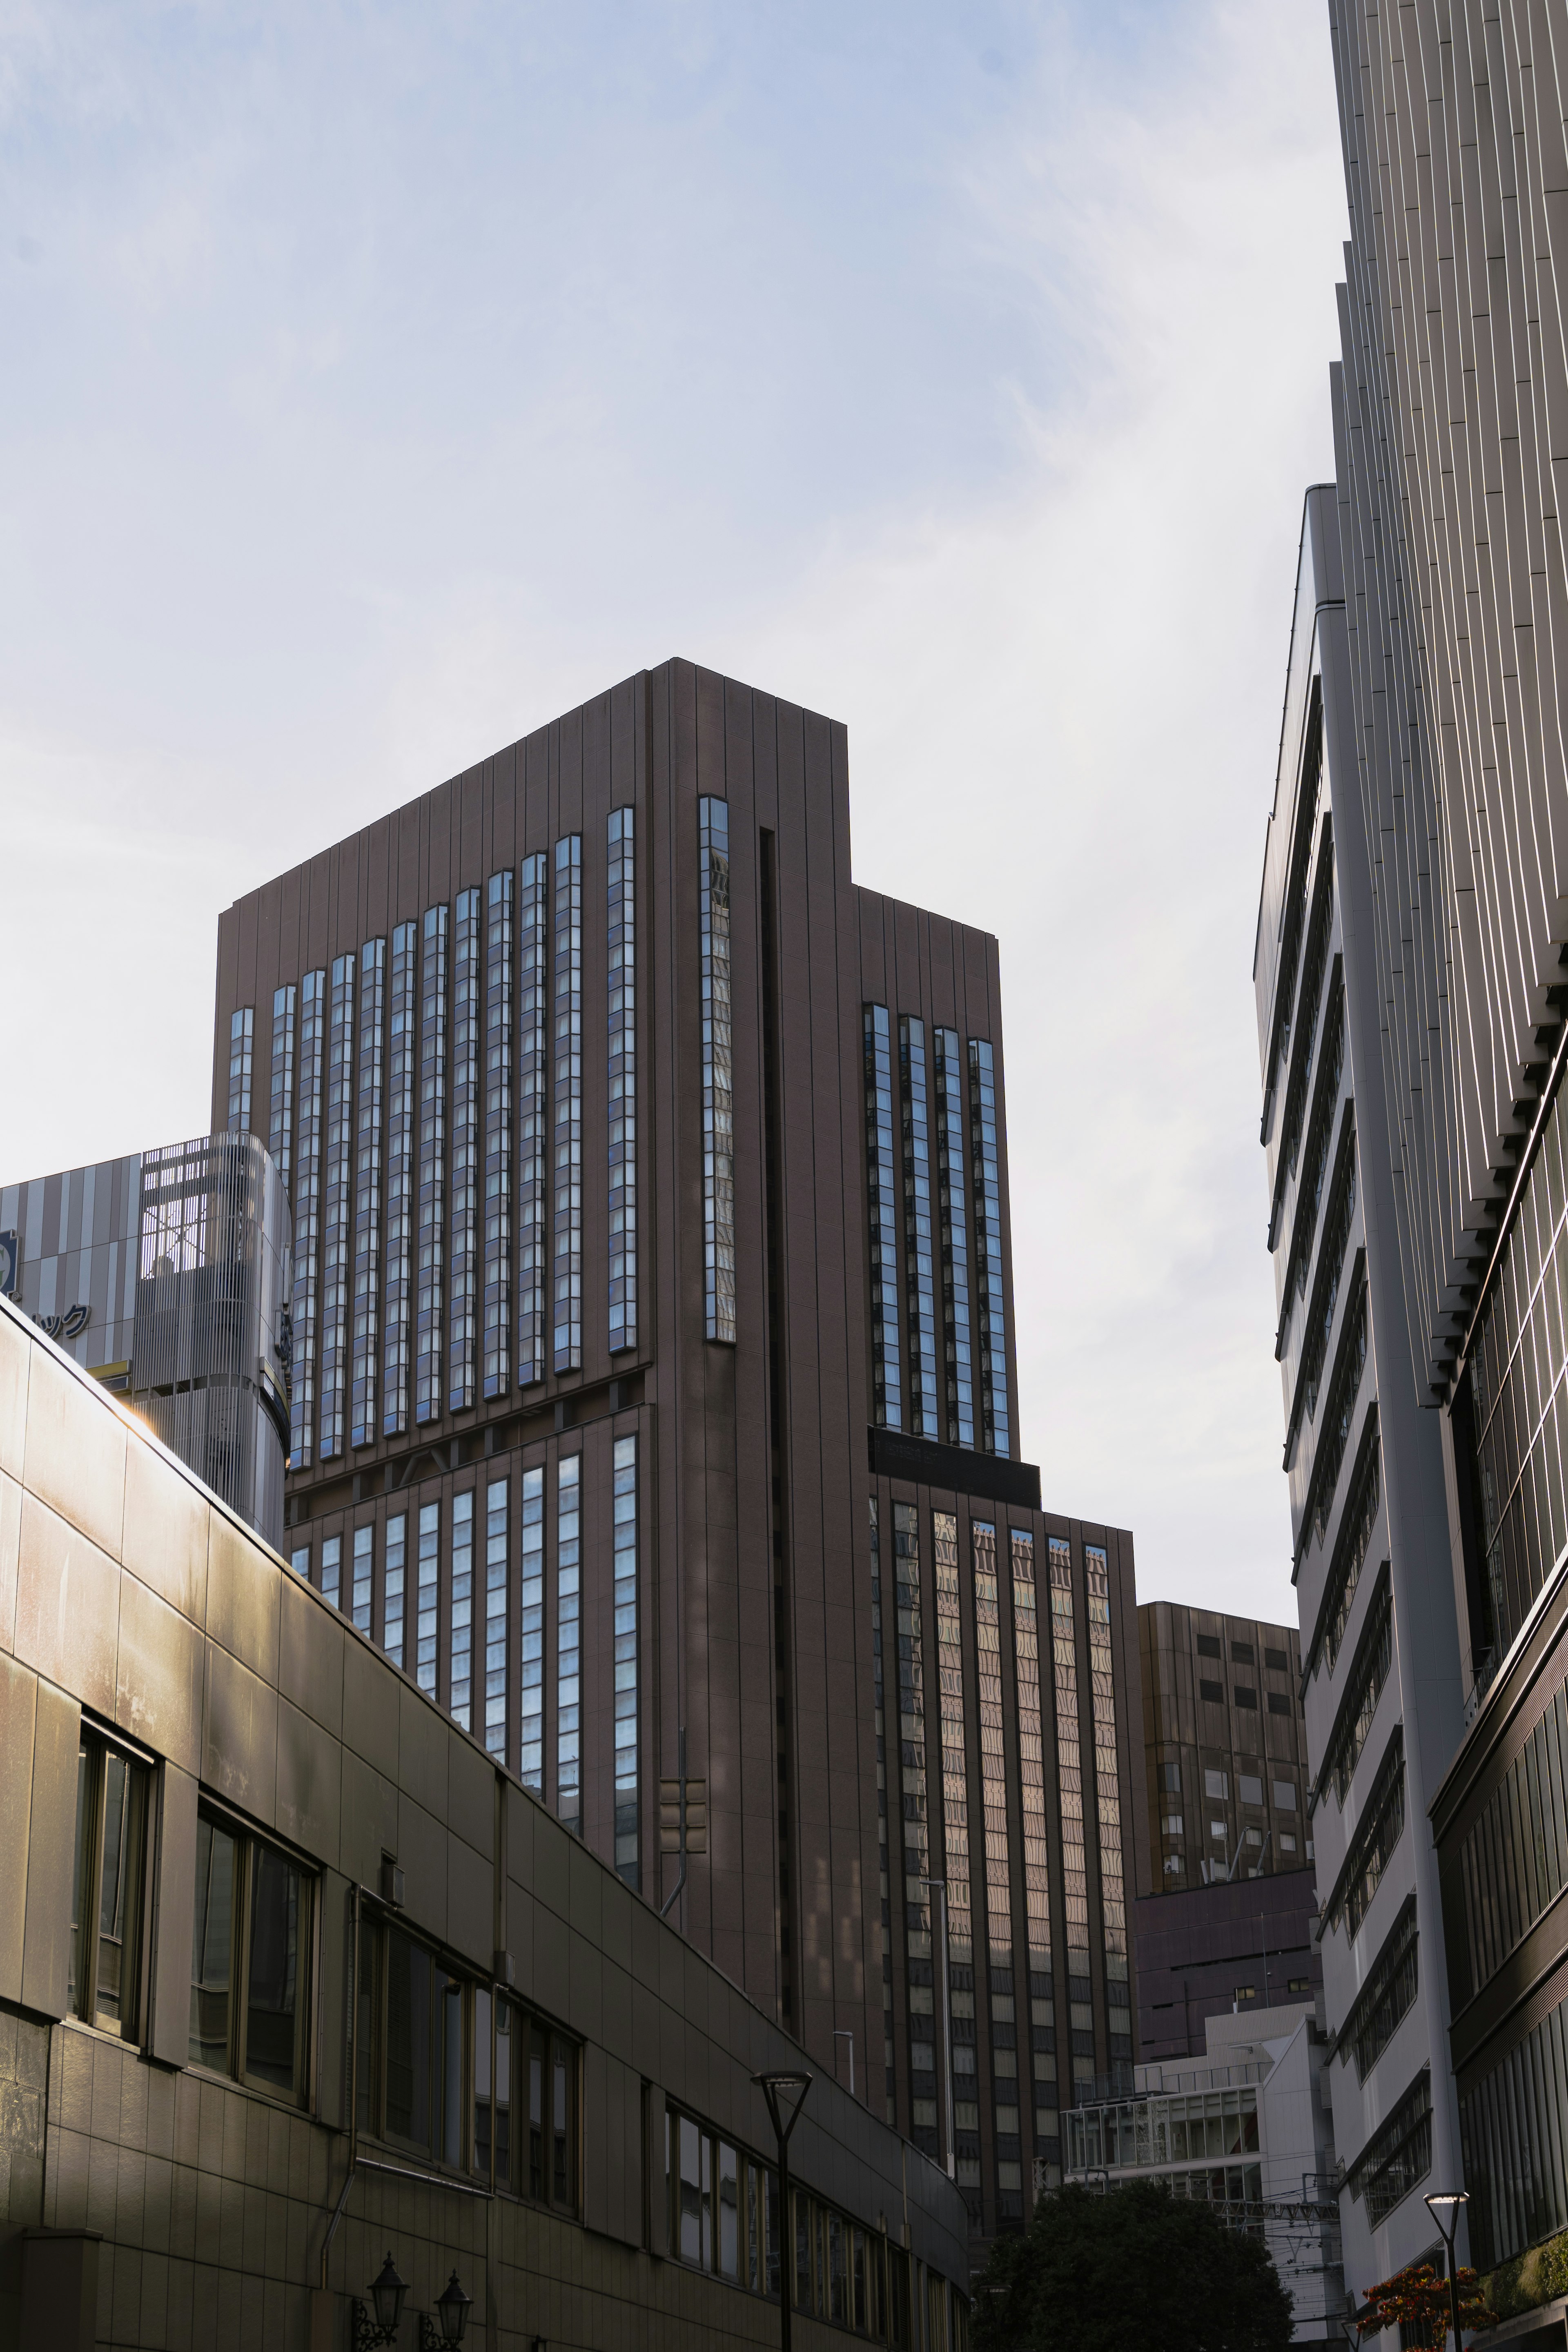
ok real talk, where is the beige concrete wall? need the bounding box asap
[0,1295,967,2349]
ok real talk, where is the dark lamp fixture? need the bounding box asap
[353,2253,408,2350]
[419,2271,473,2348]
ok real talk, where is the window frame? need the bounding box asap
[189,1796,317,2107]
[355,1906,581,2213]
[69,1723,155,2044]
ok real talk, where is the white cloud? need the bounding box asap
[0,0,1346,1624]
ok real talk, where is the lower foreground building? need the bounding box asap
[0,1294,969,2349]
[1064,2000,1341,2347]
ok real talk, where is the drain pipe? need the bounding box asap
[319,1884,361,2288]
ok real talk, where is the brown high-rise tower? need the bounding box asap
[213,659,1142,2243]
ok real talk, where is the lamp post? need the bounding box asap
[912,1875,955,2179]
[753,2069,812,2352]
[352,2253,409,2350]
[1425,2192,1470,2351]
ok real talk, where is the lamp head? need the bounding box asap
[370,2253,408,2332]
[1423,2191,1469,2243]
[435,2271,472,2345]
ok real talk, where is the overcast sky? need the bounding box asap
[2,0,1349,1626]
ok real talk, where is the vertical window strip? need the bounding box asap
[352,1525,373,1635]
[866,1007,902,1428]
[416,1502,439,1696]
[484,1480,508,1760]
[519,1467,545,1791]
[612,1435,639,1885]
[450,1490,474,1730]
[448,889,481,1412]
[319,956,356,1459]
[894,1502,935,2125]
[700,797,736,1343]
[553,838,584,1373]
[384,1512,406,1668]
[228,1007,254,1135]
[608,810,637,1354]
[351,938,386,1448]
[972,1523,1013,1970]
[934,1029,975,1448]
[870,1501,897,2124]
[557,1458,582,1830]
[483,873,514,1398]
[382,923,416,1437]
[1049,1540,1091,2000]
[289,970,327,1468]
[969,1040,1011,1457]
[517,857,548,1385]
[269,987,296,1201]
[933,1511,975,1979]
[900,1018,940,1438]
[415,907,449,1424]
[1010,1531,1052,1988]
[321,1534,341,1611]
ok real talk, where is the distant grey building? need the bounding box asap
[0,1134,291,1552]
[1253,488,1464,2299]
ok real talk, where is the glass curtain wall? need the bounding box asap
[382,924,416,1437]
[934,1029,974,1448]
[269,987,296,1201]
[612,1434,638,1883]
[552,838,583,1374]
[289,969,326,1468]
[557,1456,582,1830]
[608,809,637,1353]
[319,955,355,1459]
[866,1007,901,1429]
[900,1018,939,1438]
[482,872,513,1399]
[894,1501,935,2145]
[415,907,449,1425]
[517,856,547,1385]
[968,1040,1011,1458]
[519,1466,545,1791]
[699,797,735,1343]
[351,938,385,1448]
[448,888,481,1412]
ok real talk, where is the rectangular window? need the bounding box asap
[519,1466,545,1790]
[1347,2068,1431,2225]
[416,1501,440,1696]
[517,857,548,1384]
[381,921,416,1436]
[289,969,327,1468]
[448,887,481,1412]
[865,1005,901,1428]
[319,952,355,1459]
[968,1038,1011,1457]
[608,808,638,1353]
[699,798,735,1344]
[352,1525,373,1634]
[291,1544,310,1580]
[228,1005,254,1135]
[612,1434,639,1886]
[269,985,296,1200]
[667,2109,779,2293]
[1266,1647,1289,1671]
[1196,1634,1222,1658]
[557,1457,582,1831]
[1324,1733,1406,1940]
[482,870,513,1398]
[1274,1780,1297,1809]
[415,906,449,1424]
[553,836,584,1372]
[321,1535,341,1611]
[70,1732,150,2038]
[189,1807,311,2100]
[483,1479,507,1760]
[351,935,386,1446]
[450,1491,474,1730]
[384,1512,406,1668]
[933,1027,974,1446]
[1344,1898,1419,2080]
[899,1016,939,1437]
[363,1920,470,2169]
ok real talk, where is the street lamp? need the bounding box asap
[1425,2192,1471,2351]
[353,2253,408,2349]
[753,2069,812,2352]
[419,2271,473,2349]
[911,1875,955,2179]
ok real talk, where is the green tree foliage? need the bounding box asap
[973,2181,1296,2352]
